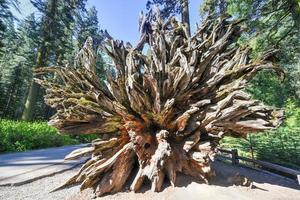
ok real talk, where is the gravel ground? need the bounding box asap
[1,162,299,200]
[0,168,81,200]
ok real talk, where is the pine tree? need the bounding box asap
[21,0,58,121]
[0,0,19,50]
[22,0,87,120]
[146,0,190,35]
[0,18,20,117]
[0,14,39,118]
[76,6,105,78]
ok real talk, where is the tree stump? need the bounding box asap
[35,9,283,197]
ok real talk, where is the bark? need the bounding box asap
[35,10,284,197]
[180,0,190,36]
[219,0,226,14]
[21,81,39,120]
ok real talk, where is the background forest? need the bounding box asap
[0,0,299,169]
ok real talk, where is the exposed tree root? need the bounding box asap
[36,8,283,197]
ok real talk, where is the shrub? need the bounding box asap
[0,120,97,153]
[220,99,300,170]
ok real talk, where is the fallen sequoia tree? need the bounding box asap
[35,9,284,196]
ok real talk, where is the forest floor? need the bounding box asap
[0,161,299,200]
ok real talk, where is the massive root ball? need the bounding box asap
[35,9,283,196]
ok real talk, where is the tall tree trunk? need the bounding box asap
[180,0,190,36]
[21,81,39,120]
[22,49,46,120]
[21,0,57,121]
[219,0,226,14]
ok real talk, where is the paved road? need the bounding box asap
[0,144,87,186]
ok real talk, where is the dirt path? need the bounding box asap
[1,161,299,200]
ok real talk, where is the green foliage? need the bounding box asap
[0,14,39,119]
[76,6,102,49]
[0,0,105,121]
[200,0,226,17]
[221,99,300,169]
[284,99,300,127]
[146,0,180,19]
[235,0,300,106]
[0,119,98,153]
[246,70,295,107]
[200,0,300,108]
[0,0,19,49]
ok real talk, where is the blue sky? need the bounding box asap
[14,0,203,44]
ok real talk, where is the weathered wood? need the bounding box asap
[65,146,94,160]
[239,156,300,177]
[35,9,284,197]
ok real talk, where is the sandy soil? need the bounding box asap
[1,161,299,200]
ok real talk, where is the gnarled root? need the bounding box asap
[56,130,216,197]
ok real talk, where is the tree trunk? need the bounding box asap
[219,0,226,14]
[22,48,46,120]
[21,81,39,120]
[35,10,284,197]
[180,0,190,36]
[21,0,58,121]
